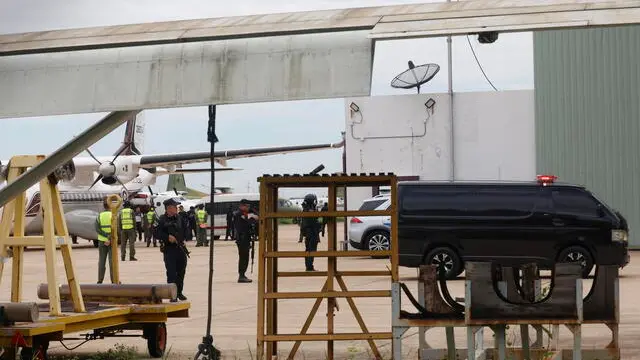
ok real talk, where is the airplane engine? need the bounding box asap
[0,160,6,182]
[51,160,76,183]
[100,158,137,186]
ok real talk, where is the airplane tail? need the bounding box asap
[114,112,145,156]
[167,173,208,198]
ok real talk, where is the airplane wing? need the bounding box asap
[138,140,344,168]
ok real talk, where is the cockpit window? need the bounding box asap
[26,192,41,216]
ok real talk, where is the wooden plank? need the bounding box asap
[0,168,19,291]
[390,177,399,282]
[39,181,62,317]
[327,184,336,359]
[336,276,383,358]
[11,189,25,302]
[265,210,392,219]
[265,185,277,358]
[264,332,392,341]
[50,182,85,312]
[256,180,267,360]
[287,281,328,360]
[7,156,43,168]
[278,270,392,277]
[265,250,391,258]
[264,290,391,299]
[108,194,122,284]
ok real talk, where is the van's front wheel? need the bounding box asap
[424,247,462,280]
[557,245,593,278]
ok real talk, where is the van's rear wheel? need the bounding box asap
[425,247,462,280]
[557,246,593,278]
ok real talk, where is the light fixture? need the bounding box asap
[424,98,436,111]
[349,102,360,113]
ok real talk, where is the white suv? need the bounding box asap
[348,196,391,252]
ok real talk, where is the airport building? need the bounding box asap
[345,25,640,248]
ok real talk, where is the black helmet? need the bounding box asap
[303,194,317,210]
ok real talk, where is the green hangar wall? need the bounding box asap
[534,26,640,248]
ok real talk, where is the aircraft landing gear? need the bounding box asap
[71,235,78,244]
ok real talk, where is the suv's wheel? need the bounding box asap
[365,230,390,252]
[424,247,462,280]
[557,245,594,278]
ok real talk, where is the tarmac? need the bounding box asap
[1,224,639,359]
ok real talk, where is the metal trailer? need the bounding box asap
[0,302,190,360]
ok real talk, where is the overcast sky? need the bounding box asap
[0,0,533,197]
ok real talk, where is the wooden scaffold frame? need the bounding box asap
[256,173,398,360]
[0,155,85,316]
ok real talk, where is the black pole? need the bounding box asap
[195,105,220,360]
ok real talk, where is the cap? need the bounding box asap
[240,199,251,205]
[163,198,181,207]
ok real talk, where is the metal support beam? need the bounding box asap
[0,111,139,207]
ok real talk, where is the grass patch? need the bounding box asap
[49,344,139,360]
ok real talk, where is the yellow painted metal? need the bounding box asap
[106,194,122,284]
[0,302,190,347]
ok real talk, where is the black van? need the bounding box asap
[397,176,630,278]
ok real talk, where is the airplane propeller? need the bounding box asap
[86,145,130,191]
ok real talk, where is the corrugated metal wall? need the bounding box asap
[534,26,640,248]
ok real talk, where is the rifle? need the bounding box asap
[249,222,257,274]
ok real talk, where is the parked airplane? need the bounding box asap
[0,112,344,246]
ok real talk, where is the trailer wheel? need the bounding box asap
[146,322,167,358]
[20,340,49,360]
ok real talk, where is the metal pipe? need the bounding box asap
[341,132,348,250]
[0,110,140,208]
[447,5,455,182]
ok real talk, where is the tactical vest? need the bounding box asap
[98,211,112,242]
[121,208,134,230]
[197,210,207,225]
[147,211,155,224]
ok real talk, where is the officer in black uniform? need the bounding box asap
[233,199,259,283]
[155,198,190,301]
[301,194,321,271]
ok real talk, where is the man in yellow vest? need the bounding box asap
[144,207,156,247]
[119,201,138,261]
[195,204,209,247]
[95,199,114,284]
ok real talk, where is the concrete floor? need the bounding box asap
[0,224,638,359]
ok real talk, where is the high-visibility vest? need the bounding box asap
[120,208,135,230]
[98,211,112,242]
[197,210,207,225]
[146,211,155,224]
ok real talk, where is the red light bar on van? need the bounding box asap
[536,174,558,185]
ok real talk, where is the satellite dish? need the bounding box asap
[390,61,440,94]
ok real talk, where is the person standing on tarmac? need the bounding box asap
[301,194,321,272]
[187,206,197,240]
[155,198,190,301]
[95,199,114,284]
[225,206,234,241]
[134,207,144,242]
[233,199,259,283]
[144,207,156,247]
[195,204,209,247]
[118,201,138,261]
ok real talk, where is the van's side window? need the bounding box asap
[551,189,600,217]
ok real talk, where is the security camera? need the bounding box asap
[477,31,499,44]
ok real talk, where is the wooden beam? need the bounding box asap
[336,276,382,358]
[264,210,392,219]
[263,332,393,341]
[264,290,391,299]
[287,281,328,360]
[265,250,391,258]
[278,270,392,277]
